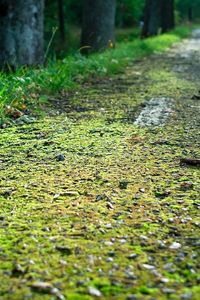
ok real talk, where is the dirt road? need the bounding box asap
[0,31,200,300]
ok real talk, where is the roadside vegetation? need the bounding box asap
[0,26,190,127]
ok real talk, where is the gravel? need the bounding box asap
[134,97,174,127]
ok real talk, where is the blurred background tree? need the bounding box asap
[176,0,200,22]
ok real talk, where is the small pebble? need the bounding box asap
[157,240,166,249]
[106,257,114,262]
[104,241,114,246]
[30,282,53,293]
[127,253,138,260]
[56,154,65,161]
[119,238,127,244]
[140,235,148,241]
[126,295,138,300]
[107,202,114,209]
[142,264,155,270]
[181,292,193,300]
[169,242,181,250]
[119,180,129,189]
[88,286,102,297]
[55,246,72,255]
[105,223,113,229]
[162,288,175,294]
[159,277,169,283]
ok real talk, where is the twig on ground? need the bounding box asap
[180,158,200,166]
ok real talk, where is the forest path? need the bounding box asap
[0,32,200,300]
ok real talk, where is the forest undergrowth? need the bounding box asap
[0,28,200,300]
[0,26,190,126]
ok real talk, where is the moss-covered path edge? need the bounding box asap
[0,31,200,300]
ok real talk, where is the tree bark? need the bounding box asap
[141,0,162,38]
[161,0,175,33]
[81,0,116,54]
[188,6,193,22]
[58,0,65,40]
[0,0,44,69]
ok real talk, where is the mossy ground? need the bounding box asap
[0,37,200,300]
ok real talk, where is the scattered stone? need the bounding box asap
[56,154,65,161]
[62,191,79,197]
[127,253,138,260]
[155,190,171,199]
[106,202,114,210]
[30,282,54,293]
[105,223,113,229]
[28,259,35,265]
[125,270,137,280]
[12,263,26,276]
[119,180,129,189]
[191,94,200,100]
[119,238,127,244]
[104,241,114,246]
[55,246,72,255]
[180,182,194,191]
[157,240,166,249]
[180,217,192,223]
[107,251,115,257]
[168,218,175,223]
[193,222,200,227]
[126,295,138,300]
[74,247,82,255]
[134,97,174,127]
[42,227,50,232]
[106,257,114,262]
[139,235,148,241]
[142,264,156,270]
[76,280,86,287]
[96,194,109,201]
[163,263,175,273]
[60,259,67,266]
[15,115,35,125]
[88,286,102,297]
[169,242,182,250]
[181,292,193,300]
[159,277,169,283]
[162,288,176,294]
[88,254,95,265]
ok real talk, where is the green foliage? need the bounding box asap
[116,0,145,27]
[0,26,191,124]
[176,0,200,20]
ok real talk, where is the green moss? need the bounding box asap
[0,29,200,300]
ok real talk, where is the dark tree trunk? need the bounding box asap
[81,0,116,54]
[0,0,44,69]
[161,0,175,33]
[188,6,193,22]
[141,0,162,38]
[58,0,65,40]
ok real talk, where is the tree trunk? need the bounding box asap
[58,0,65,40]
[81,0,116,54]
[141,0,162,38]
[161,0,175,33]
[188,6,193,22]
[0,0,44,70]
